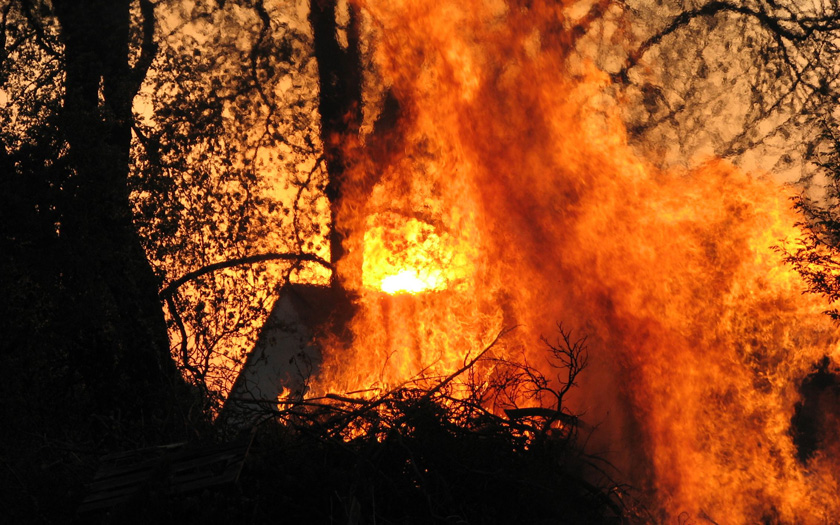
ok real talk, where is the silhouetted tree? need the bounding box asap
[0,0,188,437]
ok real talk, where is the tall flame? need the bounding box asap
[309,0,840,521]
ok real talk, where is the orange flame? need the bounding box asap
[306,0,840,521]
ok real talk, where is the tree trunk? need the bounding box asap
[53,0,181,423]
[309,0,363,280]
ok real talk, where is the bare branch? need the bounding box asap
[129,0,158,96]
[504,406,583,429]
[158,251,332,298]
[20,0,60,60]
[614,0,819,83]
[420,326,517,402]
[164,292,203,380]
[0,3,11,72]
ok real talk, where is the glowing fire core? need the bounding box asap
[361,213,473,295]
[380,269,442,294]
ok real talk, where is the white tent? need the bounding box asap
[222,283,344,426]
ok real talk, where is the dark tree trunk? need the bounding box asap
[309,0,363,279]
[52,0,181,423]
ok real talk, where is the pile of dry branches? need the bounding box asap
[225,326,651,524]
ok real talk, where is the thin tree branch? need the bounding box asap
[164,292,202,379]
[20,0,60,59]
[129,0,158,96]
[286,155,325,282]
[420,326,517,402]
[0,3,11,72]
[159,251,332,298]
[614,0,812,83]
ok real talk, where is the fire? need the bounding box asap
[361,213,470,294]
[380,270,437,294]
[301,0,840,521]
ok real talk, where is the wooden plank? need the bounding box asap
[93,459,158,479]
[78,485,142,512]
[171,451,245,473]
[78,435,253,515]
[81,485,140,504]
[98,442,185,462]
[169,468,235,491]
[87,474,150,494]
[88,465,158,491]
[173,472,241,494]
[174,455,241,478]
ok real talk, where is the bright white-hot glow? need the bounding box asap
[380,269,443,294]
[361,213,474,295]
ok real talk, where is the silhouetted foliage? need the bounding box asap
[129,0,331,395]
